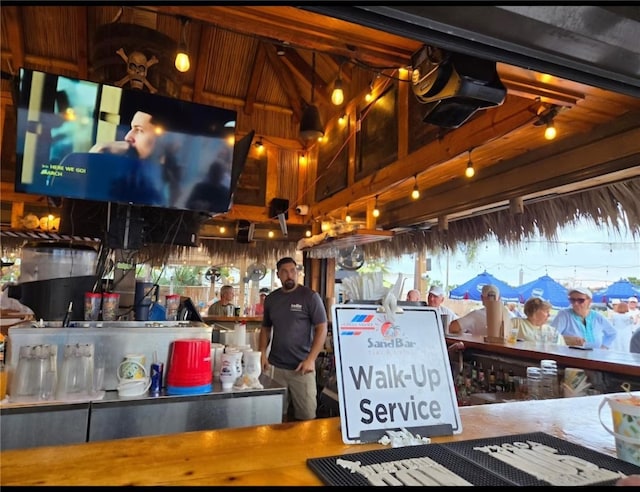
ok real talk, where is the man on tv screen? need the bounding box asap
[61,108,178,207]
[90,110,176,206]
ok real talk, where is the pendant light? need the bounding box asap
[300,52,324,140]
[465,150,475,178]
[331,62,344,106]
[372,195,380,218]
[411,175,420,200]
[175,17,191,73]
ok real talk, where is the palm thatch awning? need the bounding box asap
[354,176,640,260]
[2,177,638,266]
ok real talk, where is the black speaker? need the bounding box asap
[269,198,289,219]
[411,47,506,129]
[236,220,255,244]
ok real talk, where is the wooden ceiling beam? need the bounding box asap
[2,6,24,73]
[76,6,89,80]
[263,42,303,122]
[243,43,268,116]
[381,123,640,228]
[190,22,210,104]
[153,6,418,68]
[309,97,538,219]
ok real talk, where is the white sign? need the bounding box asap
[332,304,462,444]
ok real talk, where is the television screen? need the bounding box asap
[14,67,250,216]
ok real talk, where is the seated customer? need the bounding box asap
[550,287,616,349]
[512,297,565,345]
[406,289,421,302]
[447,284,512,336]
[426,285,458,320]
[207,284,236,316]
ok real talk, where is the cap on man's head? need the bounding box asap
[569,287,592,299]
[481,284,500,298]
[628,296,638,303]
[428,285,444,297]
[259,287,270,295]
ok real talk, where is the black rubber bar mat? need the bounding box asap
[307,432,640,486]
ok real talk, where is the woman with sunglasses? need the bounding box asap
[550,287,616,349]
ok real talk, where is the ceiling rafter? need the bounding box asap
[76,6,89,79]
[153,6,418,68]
[243,43,267,116]
[262,42,303,122]
[190,21,209,104]
[3,6,24,73]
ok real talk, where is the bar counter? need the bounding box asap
[1,392,636,486]
[445,333,640,377]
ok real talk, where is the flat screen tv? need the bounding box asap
[14,67,252,216]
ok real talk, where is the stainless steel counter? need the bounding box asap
[1,375,286,450]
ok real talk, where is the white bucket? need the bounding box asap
[598,393,640,466]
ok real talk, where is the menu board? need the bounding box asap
[332,304,462,444]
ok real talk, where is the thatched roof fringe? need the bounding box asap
[358,177,640,260]
[2,179,637,266]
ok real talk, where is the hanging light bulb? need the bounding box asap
[331,67,344,106]
[338,114,346,126]
[544,121,557,140]
[268,230,275,238]
[365,80,374,102]
[411,175,420,200]
[372,195,380,218]
[255,137,264,154]
[175,17,191,73]
[299,152,307,166]
[345,204,352,223]
[305,230,312,237]
[465,150,475,178]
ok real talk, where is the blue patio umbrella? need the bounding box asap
[591,279,640,303]
[517,274,569,308]
[449,271,521,302]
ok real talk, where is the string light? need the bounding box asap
[298,152,307,166]
[345,203,352,223]
[338,114,346,126]
[411,175,420,200]
[465,150,475,178]
[255,137,264,154]
[365,80,374,102]
[372,195,380,218]
[268,230,274,238]
[305,230,312,237]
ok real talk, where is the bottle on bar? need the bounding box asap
[488,365,496,392]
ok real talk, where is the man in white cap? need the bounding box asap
[550,287,616,349]
[427,285,458,320]
[447,284,512,336]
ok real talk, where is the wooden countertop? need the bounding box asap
[445,333,640,377]
[1,392,634,486]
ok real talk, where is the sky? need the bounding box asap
[385,218,640,292]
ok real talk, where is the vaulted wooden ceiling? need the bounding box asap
[1,5,639,251]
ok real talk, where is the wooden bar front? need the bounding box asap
[1,392,636,486]
[445,334,640,378]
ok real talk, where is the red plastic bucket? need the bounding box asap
[166,339,212,390]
